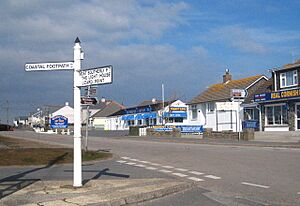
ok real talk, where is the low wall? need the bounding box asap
[146,128,181,137]
[203,128,254,141]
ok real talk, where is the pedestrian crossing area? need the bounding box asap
[116,156,222,183]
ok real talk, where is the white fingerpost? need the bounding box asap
[73,37,83,187]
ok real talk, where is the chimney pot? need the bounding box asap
[223,69,232,83]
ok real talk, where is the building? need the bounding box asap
[188,70,268,132]
[254,60,300,131]
[105,99,190,130]
[91,100,125,129]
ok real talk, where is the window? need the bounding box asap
[265,104,288,125]
[280,70,298,88]
[207,102,215,112]
[191,105,197,120]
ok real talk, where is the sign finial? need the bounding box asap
[75,37,81,43]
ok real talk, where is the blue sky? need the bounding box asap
[0,0,300,123]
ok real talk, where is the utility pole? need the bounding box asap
[6,100,9,124]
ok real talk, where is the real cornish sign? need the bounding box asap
[25,62,74,71]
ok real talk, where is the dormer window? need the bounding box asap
[280,70,298,88]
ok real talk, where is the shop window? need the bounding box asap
[174,118,183,123]
[191,105,197,120]
[244,108,259,120]
[280,70,298,88]
[265,105,288,125]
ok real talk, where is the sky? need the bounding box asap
[1,0,300,123]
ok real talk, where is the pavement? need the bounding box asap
[0,178,192,206]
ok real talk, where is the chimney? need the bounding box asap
[223,69,232,83]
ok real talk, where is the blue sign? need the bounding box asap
[242,120,259,129]
[164,112,187,118]
[176,125,203,133]
[254,88,300,102]
[50,115,68,129]
[154,127,174,132]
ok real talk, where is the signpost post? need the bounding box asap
[230,89,247,140]
[25,38,113,187]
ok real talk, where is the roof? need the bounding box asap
[273,60,300,72]
[138,100,162,107]
[189,75,266,104]
[92,100,125,118]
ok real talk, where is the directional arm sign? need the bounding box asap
[25,62,74,71]
[78,65,113,87]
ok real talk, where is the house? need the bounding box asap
[49,102,74,124]
[188,70,268,132]
[91,100,125,129]
[254,60,300,131]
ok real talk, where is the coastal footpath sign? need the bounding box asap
[25,62,74,71]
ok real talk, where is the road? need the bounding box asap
[2,130,300,205]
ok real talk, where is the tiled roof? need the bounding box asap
[92,101,125,117]
[189,75,265,104]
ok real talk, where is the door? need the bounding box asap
[296,104,300,130]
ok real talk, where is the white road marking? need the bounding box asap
[205,175,221,180]
[121,157,130,159]
[297,192,300,195]
[145,167,157,170]
[162,166,174,169]
[189,171,204,175]
[135,164,146,168]
[139,161,150,164]
[188,177,204,182]
[130,158,139,161]
[241,182,270,189]
[172,173,188,177]
[150,163,161,166]
[116,160,127,163]
[125,162,136,165]
[159,169,172,173]
[175,168,188,172]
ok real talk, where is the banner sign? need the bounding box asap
[254,88,300,102]
[25,62,74,71]
[50,115,68,129]
[176,125,203,133]
[153,125,203,133]
[78,65,113,87]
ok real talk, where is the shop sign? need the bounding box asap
[50,115,68,129]
[216,102,237,111]
[231,89,247,99]
[125,107,151,114]
[254,88,300,102]
[169,107,187,112]
[164,112,187,118]
[242,120,259,129]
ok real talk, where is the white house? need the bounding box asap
[188,70,268,132]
